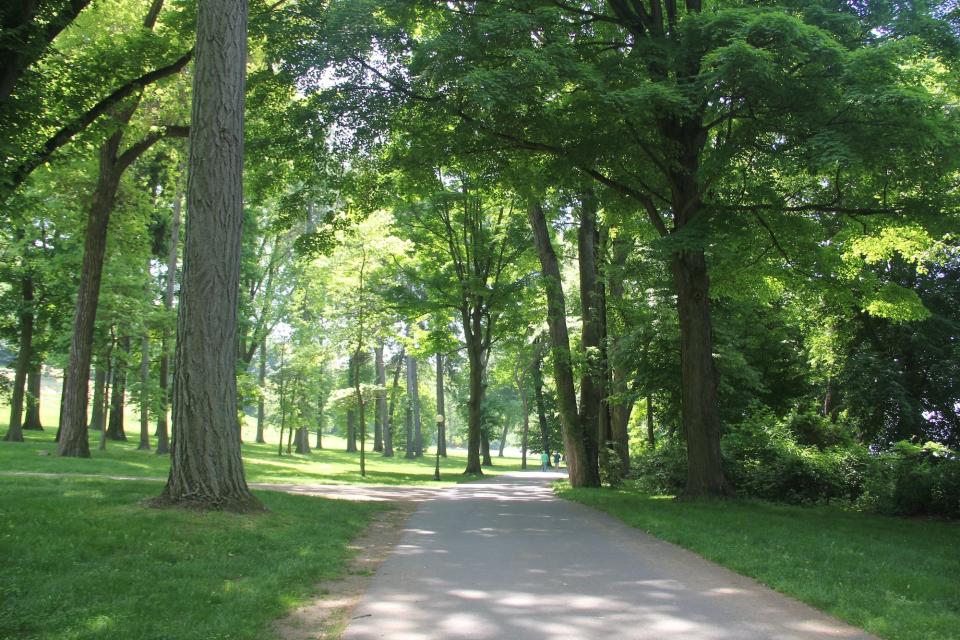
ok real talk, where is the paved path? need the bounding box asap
[343,472,874,640]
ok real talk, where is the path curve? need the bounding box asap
[343,472,875,640]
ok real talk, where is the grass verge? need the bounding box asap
[557,484,960,640]
[0,475,388,640]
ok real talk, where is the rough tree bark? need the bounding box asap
[463,310,486,474]
[23,363,44,430]
[152,0,260,511]
[527,201,599,487]
[481,429,492,467]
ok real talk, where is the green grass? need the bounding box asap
[558,483,960,640]
[0,475,388,640]
[0,430,524,486]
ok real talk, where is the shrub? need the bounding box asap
[599,446,626,487]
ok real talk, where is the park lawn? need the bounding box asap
[0,475,389,640]
[558,484,960,640]
[0,430,524,486]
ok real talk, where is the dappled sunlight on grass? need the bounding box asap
[0,429,526,487]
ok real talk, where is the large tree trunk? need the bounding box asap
[527,201,598,487]
[463,325,484,474]
[407,353,423,457]
[383,347,402,457]
[256,336,267,443]
[156,164,182,454]
[373,343,385,452]
[3,273,33,442]
[107,336,129,441]
[346,352,357,452]
[436,352,446,457]
[532,337,551,466]
[23,363,44,431]
[295,426,310,454]
[153,0,259,511]
[576,193,603,476]
[138,333,151,450]
[671,248,729,497]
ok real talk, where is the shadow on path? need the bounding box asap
[343,472,874,640]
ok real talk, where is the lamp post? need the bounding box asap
[434,414,444,481]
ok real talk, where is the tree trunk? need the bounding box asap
[607,234,632,473]
[407,353,423,457]
[153,0,260,511]
[295,426,310,454]
[671,249,729,497]
[515,365,529,470]
[346,352,357,452]
[404,403,414,459]
[384,347,402,457]
[256,336,267,443]
[576,193,603,476]
[436,352,446,457]
[373,343,385,452]
[315,392,324,449]
[481,429,492,467]
[99,358,111,451]
[527,201,598,487]
[4,273,33,442]
[156,162,182,454]
[138,333,151,450]
[497,422,509,457]
[23,363,43,430]
[107,336,129,441]
[463,331,485,474]
[532,337,551,466]
[646,394,655,448]
[89,364,106,431]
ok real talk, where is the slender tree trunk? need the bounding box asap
[532,337,551,466]
[436,352,446,457]
[156,162,182,454]
[528,201,598,487]
[107,336,129,441]
[481,429,492,467]
[138,333,151,450]
[89,364,106,431]
[404,404,413,459]
[23,363,43,430]
[515,365,529,470]
[373,343,385,452]
[99,355,111,451]
[346,352,357,452]
[497,422,509,457]
[384,347,402,457]
[463,331,484,474]
[153,0,259,511]
[646,394,655,448]
[4,273,33,442]
[286,415,294,454]
[671,248,729,497]
[256,336,267,443]
[315,391,324,449]
[407,353,423,457]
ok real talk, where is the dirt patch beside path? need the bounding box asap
[273,500,419,640]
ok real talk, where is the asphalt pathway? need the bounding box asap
[342,471,875,640]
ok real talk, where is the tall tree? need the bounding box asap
[153,0,259,511]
